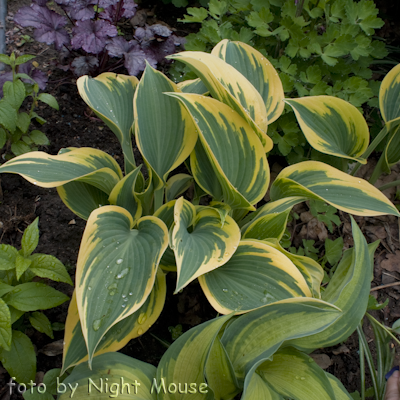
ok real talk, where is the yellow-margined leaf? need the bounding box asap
[382,125,400,173]
[221,298,341,380]
[212,40,284,124]
[177,78,208,95]
[59,353,157,400]
[168,93,270,210]
[199,240,311,314]
[325,372,354,399]
[75,206,168,365]
[77,73,138,173]
[285,96,369,163]
[288,218,377,351]
[62,269,166,373]
[255,347,338,400]
[167,51,273,151]
[165,173,193,202]
[242,373,282,400]
[134,64,198,188]
[171,198,241,292]
[270,161,400,217]
[379,63,400,129]
[156,314,232,400]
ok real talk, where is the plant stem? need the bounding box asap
[359,332,365,400]
[377,179,400,192]
[369,154,386,185]
[366,313,400,347]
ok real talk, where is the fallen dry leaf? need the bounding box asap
[310,353,332,369]
[381,251,400,272]
[39,339,63,356]
[332,344,350,355]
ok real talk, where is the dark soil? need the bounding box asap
[1,0,400,399]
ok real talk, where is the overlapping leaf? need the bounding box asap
[168,93,270,210]
[77,73,138,173]
[285,96,369,163]
[75,205,168,364]
[171,198,240,292]
[379,63,400,129]
[270,161,400,216]
[212,40,284,124]
[199,240,311,314]
[134,64,198,188]
[62,269,166,372]
[167,50,272,151]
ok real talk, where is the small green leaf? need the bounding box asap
[17,112,31,134]
[15,254,32,280]
[0,54,11,65]
[3,80,26,109]
[21,217,39,257]
[0,98,18,132]
[29,312,54,338]
[325,237,343,266]
[11,140,32,156]
[392,318,400,334]
[179,7,209,22]
[0,330,36,383]
[367,295,389,311]
[0,282,14,297]
[30,130,50,145]
[0,298,12,350]
[0,127,6,148]
[15,54,36,65]
[0,244,18,271]
[37,93,59,110]
[28,254,73,285]
[3,282,69,312]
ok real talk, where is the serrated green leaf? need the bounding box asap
[29,311,54,338]
[179,7,209,22]
[3,80,26,109]
[28,254,73,285]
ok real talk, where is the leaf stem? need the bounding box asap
[377,179,400,192]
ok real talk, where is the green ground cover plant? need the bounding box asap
[0,53,59,159]
[175,0,388,165]
[0,40,400,398]
[0,217,72,384]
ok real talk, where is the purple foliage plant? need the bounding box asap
[13,0,185,77]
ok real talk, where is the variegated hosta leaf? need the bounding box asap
[285,96,369,163]
[108,165,143,221]
[209,201,231,227]
[59,352,157,400]
[288,218,377,352]
[134,164,155,216]
[0,147,122,190]
[242,373,283,400]
[177,78,209,95]
[62,269,166,373]
[76,206,168,364]
[326,372,354,400]
[255,347,338,400]
[167,51,273,151]
[241,197,304,240]
[205,336,241,400]
[156,314,232,400]
[165,173,193,202]
[221,298,341,380]
[77,73,139,173]
[379,63,400,129]
[134,64,198,188]
[154,200,177,271]
[383,125,400,173]
[270,161,400,217]
[212,40,284,124]
[265,239,323,298]
[169,93,270,210]
[199,240,311,314]
[171,198,241,292]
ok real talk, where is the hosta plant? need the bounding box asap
[0,217,72,384]
[1,40,400,397]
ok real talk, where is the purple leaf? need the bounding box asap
[71,56,99,76]
[150,24,171,37]
[106,36,134,57]
[19,63,48,90]
[71,19,118,54]
[134,26,154,42]
[64,0,97,21]
[98,0,119,8]
[100,0,137,22]
[33,0,49,6]
[14,4,70,50]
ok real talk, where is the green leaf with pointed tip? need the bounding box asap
[28,254,73,285]
[165,173,193,202]
[29,311,54,338]
[62,269,166,373]
[59,353,157,400]
[0,282,14,297]
[289,219,378,351]
[379,57,400,130]
[0,98,18,132]
[199,240,311,314]
[325,372,353,399]
[75,206,168,365]
[37,93,59,110]
[0,298,11,351]
[15,254,32,280]
[177,78,209,94]
[157,314,232,400]
[169,93,270,210]
[242,373,283,400]
[108,165,142,221]
[270,161,400,217]
[171,198,241,292]
[15,54,36,65]
[285,96,369,163]
[3,80,26,109]
[168,51,272,151]
[0,244,18,270]
[134,65,198,188]
[222,298,341,380]
[0,330,36,383]
[3,283,69,311]
[77,73,139,173]
[17,112,31,134]
[21,217,39,257]
[212,40,285,124]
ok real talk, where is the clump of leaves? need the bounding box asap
[13,0,185,77]
[176,0,387,165]
[0,52,58,159]
[0,217,72,384]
